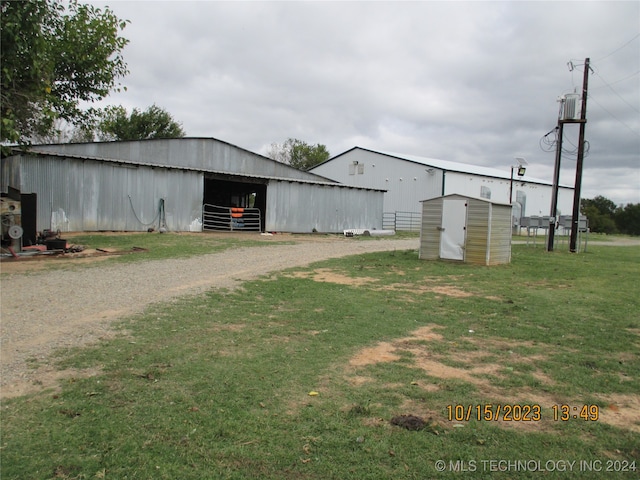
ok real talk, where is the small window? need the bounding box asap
[357,163,364,174]
[349,163,356,175]
[480,186,491,199]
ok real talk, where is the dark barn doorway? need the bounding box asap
[203,175,267,231]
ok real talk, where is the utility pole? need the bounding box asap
[546,121,564,251]
[569,58,590,253]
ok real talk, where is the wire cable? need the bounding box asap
[539,127,558,153]
[539,125,590,158]
[590,70,640,90]
[592,71,640,114]
[593,33,640,62]
[589,95,640,139]
[128,195,161,226]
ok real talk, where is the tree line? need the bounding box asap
[581,196,640,236]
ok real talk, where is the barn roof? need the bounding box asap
[323,147,571,188]
[9,146,386,192]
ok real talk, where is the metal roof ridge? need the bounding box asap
[14,148,386,192]
[344,147,573,189]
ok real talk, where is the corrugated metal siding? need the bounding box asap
[16,155,202,232]
[419,197,443,260]
[30,138,326,183]
[419,195,511,265]
[487,204,512,265]
[82,162,99,230]
[465,199,490,265]
[265,181,383,233]
[1,156,21,192]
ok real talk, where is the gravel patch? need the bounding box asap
[0,236,418,398]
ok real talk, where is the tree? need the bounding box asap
[614,203,640,236]
[267,138,330,170]
[1,0,129,148]
[581,195,619,234]
[97,104,185,141]
[582,196,617,217]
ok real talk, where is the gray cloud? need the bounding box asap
[88,1,639,205]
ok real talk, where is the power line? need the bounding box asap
[592,70,640,114]
[590,70,640,90]
[589,94,640,139]
[593,33,640,62]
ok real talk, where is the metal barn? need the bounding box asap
[310,147,574,232]
[1,138,384,241]
[419,194,512,265]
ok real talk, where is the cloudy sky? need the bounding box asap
[88,1,639,205]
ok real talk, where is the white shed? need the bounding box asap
[419,194,512,265]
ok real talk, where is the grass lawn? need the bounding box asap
[1,242,639,479]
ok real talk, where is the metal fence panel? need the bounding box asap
[203,204,261,231]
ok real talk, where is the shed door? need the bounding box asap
[440,199,467,260]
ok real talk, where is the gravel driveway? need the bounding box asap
[0,235,418,398]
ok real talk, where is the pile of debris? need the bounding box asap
[1,229,85,259]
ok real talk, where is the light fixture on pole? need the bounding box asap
[509,157,527,204]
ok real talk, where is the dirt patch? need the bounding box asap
[392,399,450,432]
[1,366,103,399]
[596,394,640,433]
[0,251,113,274]
[348,325,444,367]
[0,247,149,275]
[344,325,640,433]
[379,282,473,298]
[287,268,378,287]
[428,285,473,298]
[347,376,375,386]
[350,342,401,366]
[288,267,477,298]
[465,336,544,352]
[207,323,246,333]
[387,266,406,276]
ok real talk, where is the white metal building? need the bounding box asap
[310,147,574,231]
[1,138,385,241]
